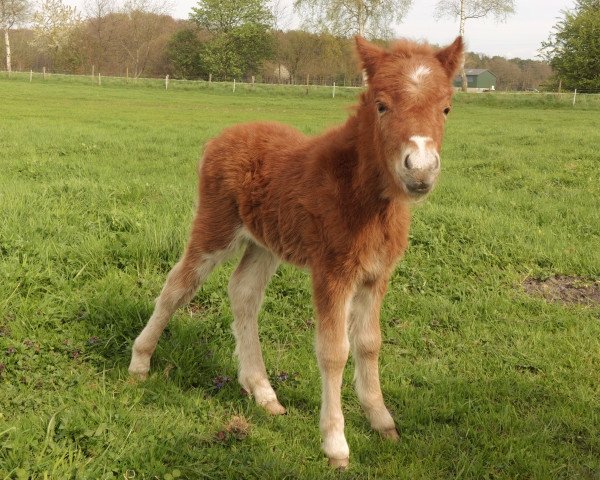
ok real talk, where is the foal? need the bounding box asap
[129,36,463,467]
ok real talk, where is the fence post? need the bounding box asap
[91,65,95,82]
[43,66,46,80]
[305,74,310,95]
[233,78,236,92]
[165,74,169,90]
[98,73,101,86]
[572,88,577,106]
[126,67,129,83]
[251,75,255,90]
[332,82,336,98]
[29,70,33,82]
[208,73,212,87]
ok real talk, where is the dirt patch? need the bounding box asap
[524,276,600,305]
[214,415,251,443]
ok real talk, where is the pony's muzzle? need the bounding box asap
[406,178,434,195]
[396,139,441,197]
[404,153,440,191]
[403,151,440,171]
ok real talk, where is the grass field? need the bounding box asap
[1,76,599,479]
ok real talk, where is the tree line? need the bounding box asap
[540,0,600,92]
[465,52,552,92]
[1,0,597,91]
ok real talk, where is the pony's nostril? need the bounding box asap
[404,154,413,170]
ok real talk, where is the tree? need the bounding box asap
[273,29,316,83]
[167,27,204,78]
[1,0,30,73]
[539,0,600,91]
[119,1,176,77]
[31,0,81,67]
[574,0,600,9]
[486,56,521,90]
[293,0,412,39]
[78,2,178,77]
[189,0,274,80]
[435,0,515,91]
[191,0,273,33]
[82,0,116,71]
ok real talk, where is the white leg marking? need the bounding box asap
[315,289,353,464]
[349,284,397,435]
[129,254,219,378]
[229,242,285,414]
[129,228,247,379]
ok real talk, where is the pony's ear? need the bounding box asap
[435,36,464,78]
[355,36,386,78]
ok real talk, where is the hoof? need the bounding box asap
[328,457,349,469]
[129,370,148,381]
[128,352,150,380]
[262,400,286,416]
[128,365,149,380]
[380,428,400,441]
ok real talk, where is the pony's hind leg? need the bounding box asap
[129,215,243,379]
[228,242,285,415]
[129,252,216,379]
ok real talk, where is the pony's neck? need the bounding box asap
[310,112,399,218]
[344,110,398,202]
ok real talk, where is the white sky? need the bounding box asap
[66,0,577,59]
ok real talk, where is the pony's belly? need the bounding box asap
[240,223,310,268]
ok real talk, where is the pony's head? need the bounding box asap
[356,36,463,200]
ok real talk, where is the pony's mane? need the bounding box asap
[389,39,435,58]
[358,37,457,103]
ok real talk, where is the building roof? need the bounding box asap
[464,69,496,78]
[453,68,497,88]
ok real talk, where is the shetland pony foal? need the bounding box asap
[129,36,463,467]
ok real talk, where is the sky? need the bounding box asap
[67,0,577,59]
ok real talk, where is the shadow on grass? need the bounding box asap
[80,290,231,384]
[76,283,311,411]
[61,283,600,477]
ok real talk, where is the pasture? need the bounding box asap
[1,76,599,479]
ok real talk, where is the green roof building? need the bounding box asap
[454,69,497,92]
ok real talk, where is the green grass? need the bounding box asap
[1,76,599,479]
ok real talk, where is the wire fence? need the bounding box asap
[0,69,363,99]
[2,69,600,107]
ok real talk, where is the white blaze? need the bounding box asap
[408,135,437,169]
[410,65,431,85]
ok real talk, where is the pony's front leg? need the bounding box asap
[349,280,398,440]
[312,272,354,468]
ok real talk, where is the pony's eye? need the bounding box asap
[443,106,451,115]
[376,102,388,114]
